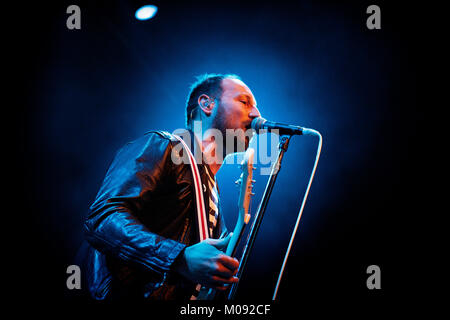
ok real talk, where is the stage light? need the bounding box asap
[135,5,158,20]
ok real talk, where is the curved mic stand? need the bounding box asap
[272,129,322,300]
[228,134,292,300]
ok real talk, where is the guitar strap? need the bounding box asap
[172,134,209,300]
[172,134,209,242]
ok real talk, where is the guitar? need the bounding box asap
[196,147,256,300]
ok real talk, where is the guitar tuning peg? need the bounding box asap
[250,192,256,196]
[252,166,257,170]
[235,179,241,185]
[251,179,256,183]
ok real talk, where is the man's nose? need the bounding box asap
[249,106,261,119]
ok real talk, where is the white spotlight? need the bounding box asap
[135,5,158,21]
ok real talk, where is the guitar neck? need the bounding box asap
[226,219,246,258]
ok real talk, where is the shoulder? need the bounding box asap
[141,129,193,150]
[112,131,179,165]
[122,130,178,150]
[144,130,179,143]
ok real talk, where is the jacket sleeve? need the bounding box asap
[84,132,186,277]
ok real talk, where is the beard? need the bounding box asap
[211,103,250,155]
[210,102,229,156]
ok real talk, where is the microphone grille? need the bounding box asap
[251,117,267,131]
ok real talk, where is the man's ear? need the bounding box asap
[198,94,214,116]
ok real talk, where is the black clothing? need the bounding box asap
[82,130,226,300]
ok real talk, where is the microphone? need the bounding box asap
[251,117,318,136]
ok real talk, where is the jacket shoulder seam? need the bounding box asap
[144,130,177,142]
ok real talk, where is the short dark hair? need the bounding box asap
[185,73,240,128]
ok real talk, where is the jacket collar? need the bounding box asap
[186,128,215,179]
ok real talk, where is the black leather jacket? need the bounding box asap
[82,130,227,300]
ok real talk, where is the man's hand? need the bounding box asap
[173,234,239,290]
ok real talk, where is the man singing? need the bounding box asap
[82,73,261,300]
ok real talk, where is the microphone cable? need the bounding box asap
[272,128,323,300]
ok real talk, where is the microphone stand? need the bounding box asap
[228,134,292,300]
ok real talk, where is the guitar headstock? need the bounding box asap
[235,148,255,223]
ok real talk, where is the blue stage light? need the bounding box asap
[135,5,158,21]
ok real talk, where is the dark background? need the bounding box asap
[14,0,427,311]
